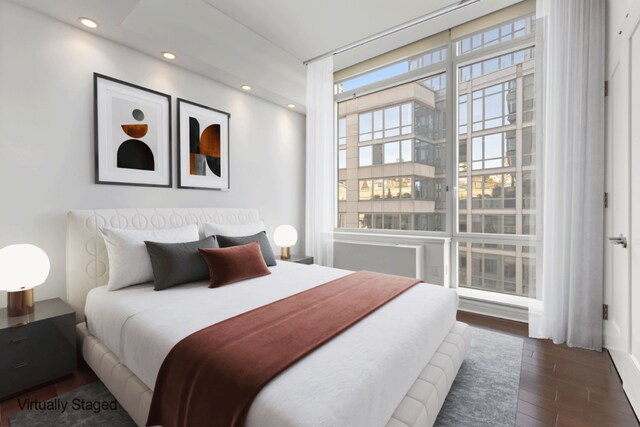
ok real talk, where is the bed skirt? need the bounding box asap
[77,321,470,427]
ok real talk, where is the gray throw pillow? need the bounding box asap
[145,236,218,290]
[215,231,277,267]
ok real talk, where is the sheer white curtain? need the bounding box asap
[305,56,335,267]
[529,0,605,350]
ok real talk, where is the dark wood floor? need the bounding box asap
[457,311,640,427]
[1,313,638,427]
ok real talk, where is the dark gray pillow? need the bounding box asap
[145,236,218,290]
[215,231,277,267]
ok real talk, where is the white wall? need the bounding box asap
[0,1,306,308]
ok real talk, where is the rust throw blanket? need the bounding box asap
[146,271,420,427]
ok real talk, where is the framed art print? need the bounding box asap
[94,73,171,187]
[177,98,230,190]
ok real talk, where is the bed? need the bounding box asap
[67,208,470,427]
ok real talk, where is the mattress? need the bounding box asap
[84,261,459,427]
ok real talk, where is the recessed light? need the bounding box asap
[162,52,176,60]
[79,17,98,29]
[287,104,296,108]
[241,85,252,91]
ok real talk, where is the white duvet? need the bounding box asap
[85,261,458,427]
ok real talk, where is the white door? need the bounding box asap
[604,0,640,414]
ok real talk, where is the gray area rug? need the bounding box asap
[9,382,135,427]
[435,326,523,427]
[10,327,522,427]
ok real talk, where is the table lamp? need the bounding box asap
[273,225,297,261]
[0,244,50,317]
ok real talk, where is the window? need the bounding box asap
[456,15,537,299]
[359,180,372,200]
[337,213,347,228]
[471,132,515,170]
[522,171,536,209]
[359,103,413,142]
[422,74,447,92]
[523,128,535,166]
[338,149,346,169]
[457,16,534,55]
[458,95,468,134]
[470,174,516,209]
[409,47,447,71]
[523,74,535,122]
[336,46,447,93]
[459,242,535,297]
[471,81,517,132]
[338,118,347,145]
[359,145,372,167]
[360,140,413,166]
[338,180,347,201]
[335,11,538,302]
[359,179,388,200]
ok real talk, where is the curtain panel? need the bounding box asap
[305,56,335,267]
[530,0,605,350]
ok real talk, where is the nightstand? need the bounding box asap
[0,298,76,400]
[277,255,314,265]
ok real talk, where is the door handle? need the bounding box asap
[608,234,627,248]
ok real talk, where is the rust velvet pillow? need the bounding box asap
[199,242,271,288]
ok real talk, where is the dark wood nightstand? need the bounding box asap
[0,298,76,400]
[277,255,314,265]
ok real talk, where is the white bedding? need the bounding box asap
[84,261,458,427]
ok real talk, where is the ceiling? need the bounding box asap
[12,0,522,111]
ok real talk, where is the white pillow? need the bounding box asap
[202,221,266,238]
[101,224,199,291]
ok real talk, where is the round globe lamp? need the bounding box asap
[0,244,50,317]
[273,225,298,261]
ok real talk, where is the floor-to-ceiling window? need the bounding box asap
[335,5,538,305]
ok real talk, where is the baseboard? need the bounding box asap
[609,349,640,420]
[458,296,528,323]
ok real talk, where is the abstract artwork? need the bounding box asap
[178,98,230,190]
[94,73,171,187]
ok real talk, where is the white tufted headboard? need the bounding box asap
[66,208,260,321]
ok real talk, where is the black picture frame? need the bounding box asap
[94,73,172,188]
[177,98,231,191]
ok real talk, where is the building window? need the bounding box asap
[337,213,347,228]
[338,180,347,201]
[338,149,346,169]
[359,103,413,142]
[338,118,347,145]
[470,174,516,209]
[471,214,516,234]
[471,132,516,170]
[359,179,373,200]
[422,74,447,91]
[522,170,535,209]
[459,94,468,135]
[471,81,517,132]
[359,145,372,167]
[523,128,535,166]
[384,177,401,199]
[523,74,535,123]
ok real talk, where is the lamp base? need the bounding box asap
[280,247,291,261]
[7,289,34,317]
